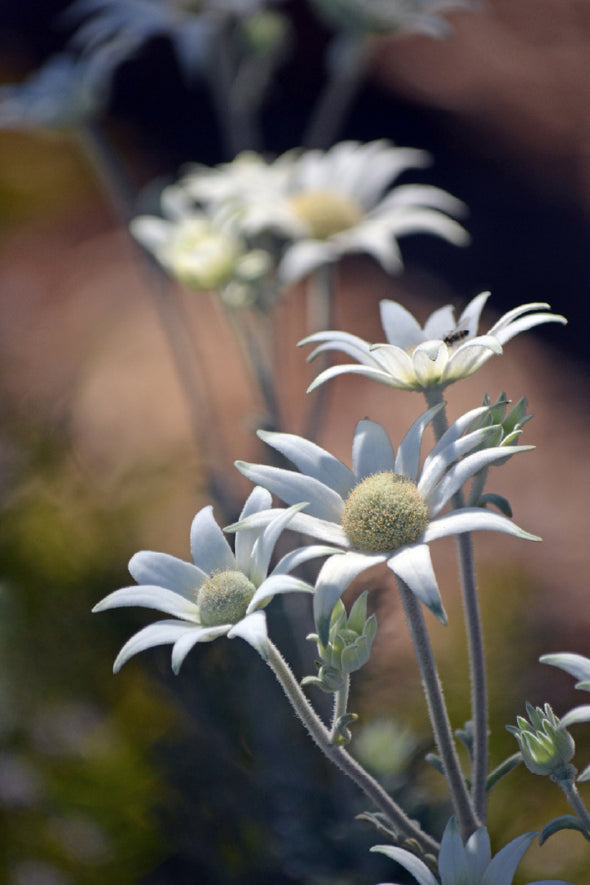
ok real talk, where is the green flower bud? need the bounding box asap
[507,702,575,778]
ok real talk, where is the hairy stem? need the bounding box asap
[397,579,479,840]
[266,640,440,856]
[425,388,488,825]
[557,774,590,835]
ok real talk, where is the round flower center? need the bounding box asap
[168,219,240,289]
[288,189,364,240]
[342,472,429,553]
[197,570,256,627]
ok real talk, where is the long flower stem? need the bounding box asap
[396,579,479,840]
[330,674,350,743]
[425,389,488,825]
[265,639,440,856]
[76,124,238,516]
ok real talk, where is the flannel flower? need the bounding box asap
[301,292,567,393]
[372,815,571,885]
[179,139,468,283]
[233,403,538,642]
[93,487,334,672]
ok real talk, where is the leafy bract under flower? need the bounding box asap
[92,487,334,673]
[177,139,469,283]
[232,403,538,643]
[301,292,567,393]
[372,815,571,885]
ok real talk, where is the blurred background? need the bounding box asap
[2,1,590,882]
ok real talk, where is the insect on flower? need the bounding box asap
[443,328,469,346]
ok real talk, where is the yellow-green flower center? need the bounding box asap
[168,219,240,289]
[342,472,429,553]
[197,570,256,626]
[288,189,364,240]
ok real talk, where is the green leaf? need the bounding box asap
[485,752,522,791]
[478,492,512,517]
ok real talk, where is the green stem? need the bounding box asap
[330,674,351,743]
[266,640,440,856]
[397,579,479,841]
[557,775,590,835]
[424,388,488,826]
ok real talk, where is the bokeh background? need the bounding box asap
[2,1,590,882]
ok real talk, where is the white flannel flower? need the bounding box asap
[180,140,469,283]
[372,815,571,885]
[93,488,333,673]
[131,186,271,301]
[301,292,567,393]
[233,404,538,642]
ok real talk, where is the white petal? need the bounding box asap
[423,304,457,339]
[247,574,314,612]
[421,405,492,474]
[307,362,402,393]
[423,509,541,543]
[439,816,468,882]
[226,507,350,547]
[457,291,491,335]
[250,503,308,584]
[441,337,501,383]
[487,302,551,336]
[481,831,537,885]
[279,240,337,283]
[558,705,590,729]
[128,551,206,598]
[130,216,171,252]
[539,653,590,684]
[369,344,418,385]
[272,543,343,576]
[257,429,355,498]
[412,340,449,387]
[92,585,200,620]
[464,827,492,879]
[227,611,269,660]
[352,419,395,479]
[235,486,273,574]
[418,425,498,501]
[171,624,230,673]
[425,445,534,516]
[379,299,424,348]
[370,846,437,885]
[395,403,444,481]
[493,311,567,345]
[112,620,192,673]
[190,505,235,574]
[301,331,380,368]
[387,544,447,624]
[313,551,386,644]
[235,461,344,523]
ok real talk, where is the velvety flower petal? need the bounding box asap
[301,330,380,368]
[423,303,457,339]
[457,291,490,334]
[492,310,567,344]
[92,585,200,620]
[226,507,349,547]
[411,340,449,387]
[113,620,193,673]
[540,653,590,685]
[171,624,230,673]
[558,705,590,729]
[418,425,498,501]
[369,345,417,385]
[352,419,396,479]
[247,574,314,612]
[307,362,398,393]
[279,239,338,283]
[234,460,344,523]
[257,429,355,498]
[234,486,273,575]
[249,503,308,584]
[387,544,447,624]
[128,551,206,598]
[424,509,541,544]
[438,816,468,882]
[227,611,269,660]
[441,336,502,383]
[379,299,425,348]
[272,544,344,576]
[314,551,386,644]
[394,403,444,482]
[190,505,235,574]
[370,845,438,885]
[481,831,537,885]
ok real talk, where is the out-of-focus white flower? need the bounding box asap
[92,488,333,672]
[301,292,567,393]
[0,53,110,131]
[231,404,537,642]
[308,0,481,39]
[180,140,468,282]
[131,186,271,301]
[372,815,571,885]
